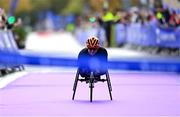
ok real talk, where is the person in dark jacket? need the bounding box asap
[78,36,108,81]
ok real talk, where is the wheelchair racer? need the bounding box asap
[78,36,108,81]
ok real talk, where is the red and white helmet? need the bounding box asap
[86,36,99,49]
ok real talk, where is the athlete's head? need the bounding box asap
[86,36,99,55]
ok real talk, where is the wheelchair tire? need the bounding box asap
[90,83,93,102]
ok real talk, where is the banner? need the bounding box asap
[156,26,180,48]
[115,24,126,45]
[117,23,180,48]
[126,23,157,46]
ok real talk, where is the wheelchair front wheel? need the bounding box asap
[89,80,94,102]
[90,84,93,102]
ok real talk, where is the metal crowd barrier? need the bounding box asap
[0,30,24,76]
[115,23,180,48]
[75,23,180,48]
[0,26,180,74]
[0,31,7,71]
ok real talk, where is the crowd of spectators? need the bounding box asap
[74,5,179,55]
[114,6,179,28]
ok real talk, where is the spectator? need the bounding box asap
[102,8,114,47]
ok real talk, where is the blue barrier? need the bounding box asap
[140,24,157,46]
[0,50,180,73]
[0,31,7,70]
[115,24,126,45]
[156,26,180,48]
[0,30,22,70]
[75,23,180,48]
[115,23,180,48]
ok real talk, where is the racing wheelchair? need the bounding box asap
[72,68,112,102]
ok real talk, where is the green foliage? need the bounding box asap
[30,0,51,11]
[62,0,85,15]
[49,0,69,14]
[30,0,69,14]
[13,26,27,41]
[13,26,27,49]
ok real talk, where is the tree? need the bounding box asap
[16,0,32,13]
[62,0,85,15]
[0,0,11,13]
